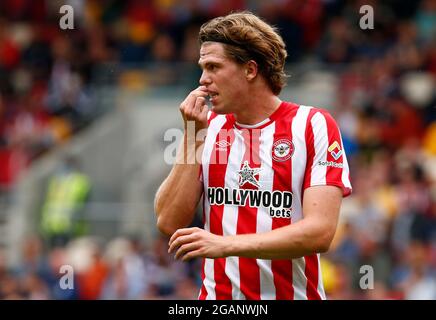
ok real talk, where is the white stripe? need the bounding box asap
[291,105,311,222]
[256,123,276,300]
[222,128,246,300]
[201,115,227,299]
[290,106,312,300]
[292,258,308,300]
[202,114,227,234]
[310,112,328,186]
[203,258,215,300]
[316,254,327,299]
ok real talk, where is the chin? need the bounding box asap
[211,104,230,114]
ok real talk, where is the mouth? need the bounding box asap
[208,91,219,103]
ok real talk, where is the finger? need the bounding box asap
[168,227,195,246]
[168,234,194,254]
[195,86,208,94]
[192,97,206,118]
[182,87,208,108]
[175,242,201,260]
[168,235,186,254]
[199,99,209,121]
[168,230,198,253]
[181,249,204,262]
[181,87,208,114]
[169,228,187,245]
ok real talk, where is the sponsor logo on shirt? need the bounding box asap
[207,187,293,219]
[238,161,262,188]
[328,141,342,160]
[272,139,294,162]
[318,160,343,168]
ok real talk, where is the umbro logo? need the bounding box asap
[216,140,231,150]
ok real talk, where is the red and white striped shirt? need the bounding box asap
[199,101,352,300]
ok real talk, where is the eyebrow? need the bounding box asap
[198,60,220,69]
[198,58,225,67]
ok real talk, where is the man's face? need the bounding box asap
[198,42,247,114]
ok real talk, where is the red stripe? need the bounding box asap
[199,193,207,300]
[199,258,207,300]
[270,102,298,300]
[237,128,261,299]
[322,111,344,189]
[207,116,234,299]
[305,254,321,300]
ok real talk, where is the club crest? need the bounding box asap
[272,139,294,162]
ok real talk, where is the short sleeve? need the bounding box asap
[303,109,352,197]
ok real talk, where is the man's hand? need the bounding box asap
[179,86,209,132]
[168,227,229,261]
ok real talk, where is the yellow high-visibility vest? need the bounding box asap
[40,172,90,235]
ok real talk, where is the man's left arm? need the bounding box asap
[168,185,342,260]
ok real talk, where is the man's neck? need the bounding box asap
[233,94,282,126]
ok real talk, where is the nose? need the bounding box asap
[199,70,211,86]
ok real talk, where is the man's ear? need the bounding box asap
[245,60,258,81]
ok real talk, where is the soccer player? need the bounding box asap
[154,12,352,300]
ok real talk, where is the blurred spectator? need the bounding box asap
[392,241,436,299]
[13,235,50,280]
[45,35,94,132]
[40,155,91,248]
[101,236,150,299]
[65,237,109,300]
[415,0,436,43]
[318,16,355,64]
[43,247,79,299]
[144,235,195,299]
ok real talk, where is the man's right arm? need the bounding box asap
[154,136,204,236]
[154,86,209,236]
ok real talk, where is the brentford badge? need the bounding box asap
[272,139,294,162]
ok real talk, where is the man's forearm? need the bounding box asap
[224,218,331,260]
[155,133,205,235]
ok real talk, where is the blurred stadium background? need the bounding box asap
[0,0,435,300]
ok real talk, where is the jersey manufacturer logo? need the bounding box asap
[328,141,342,160]
[238,161,262,188]
[272,139,294,162]
[216,140,231,151]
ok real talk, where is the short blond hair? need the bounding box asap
[199,11,288,95]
